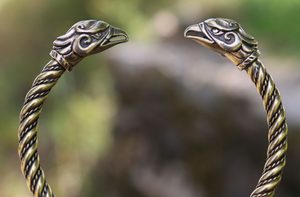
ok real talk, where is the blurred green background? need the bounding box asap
[1,0,300,196]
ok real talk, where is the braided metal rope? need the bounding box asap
[247,60,288,197]
[18,20,128,196]
[18,60,64,196]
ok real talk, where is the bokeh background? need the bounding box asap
[0,0,300,196]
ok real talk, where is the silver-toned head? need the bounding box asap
[184,18,259,70]
[51,20,128,71]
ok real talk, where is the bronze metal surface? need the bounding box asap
[185,18,288,197]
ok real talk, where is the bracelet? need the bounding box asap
[18,17,288,197]
[184,18,288,197]
[18,20,128,197]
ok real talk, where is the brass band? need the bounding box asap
[49,50,72,71]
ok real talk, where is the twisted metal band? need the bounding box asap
[18,20,128,196]
[247,60,287,197]
[185,18,288,196]
[18,61,64,196]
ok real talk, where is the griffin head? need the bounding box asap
[50,20,128,71]
[184,18,260,70]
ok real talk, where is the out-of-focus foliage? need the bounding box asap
[240,0,300,54]
[0,0,299,196]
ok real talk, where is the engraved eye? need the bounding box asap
[78,25,85,29]
[211,28,223,35]
[80,37,90,47]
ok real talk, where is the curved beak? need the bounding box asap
[102,26,129,47]
[184,23,214,45]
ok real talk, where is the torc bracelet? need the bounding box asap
[18,18,287,197]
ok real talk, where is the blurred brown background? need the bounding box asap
[0,0,300,196]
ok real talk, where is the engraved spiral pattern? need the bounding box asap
[18,60,65,197]
[247,60,288,197]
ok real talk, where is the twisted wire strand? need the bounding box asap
[247,60,288,197]
[18,59,288,197]
[18,60,65,197]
